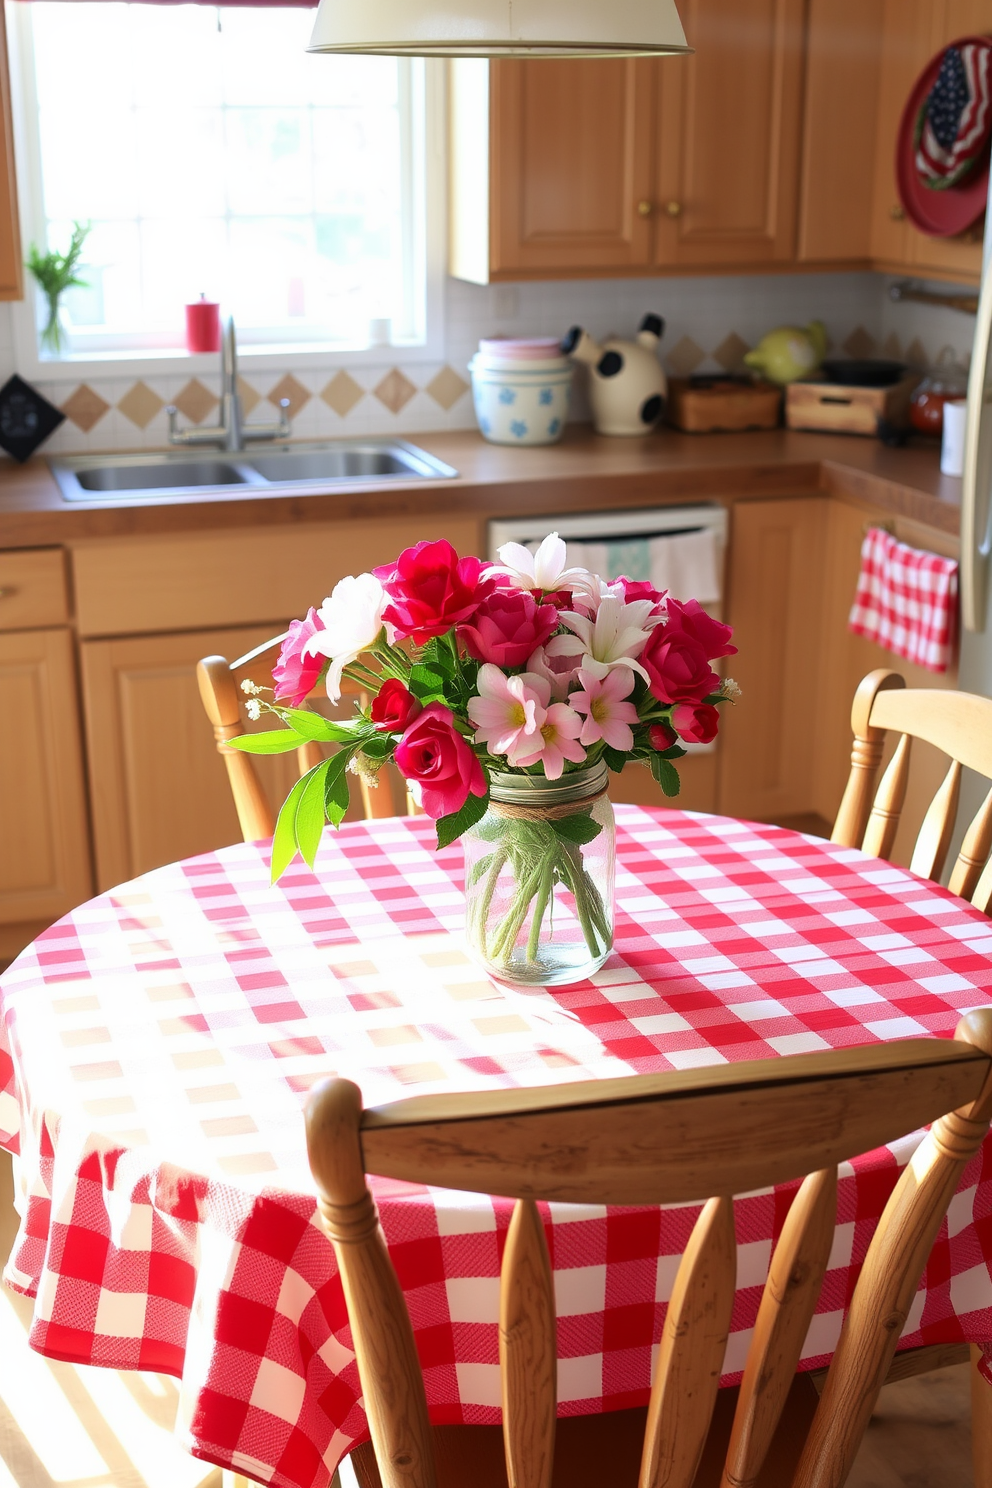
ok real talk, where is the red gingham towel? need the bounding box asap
[848,525,959,673]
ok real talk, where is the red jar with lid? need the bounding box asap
[909,346,968,436]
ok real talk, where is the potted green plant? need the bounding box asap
[26,221,90,354]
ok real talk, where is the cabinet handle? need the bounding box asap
[0,587,12,599]
[665,200,683,217]
[637,199,653,217]
[890,203,906,221]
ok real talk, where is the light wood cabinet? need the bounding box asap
[868,0,985,285]
[451,0,806,282]
[651,0,806,269]
[0,626,91,928]
[717,497,830,822]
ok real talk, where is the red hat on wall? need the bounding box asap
[896,36,992,237]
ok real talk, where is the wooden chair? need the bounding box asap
[196,632,397,843]
[306,1013,992,1488]
[832,669,992,913]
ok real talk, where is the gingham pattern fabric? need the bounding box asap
[1,807,992,1488]
[848,525,959,673]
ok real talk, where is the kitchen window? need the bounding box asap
[7,2,440,368]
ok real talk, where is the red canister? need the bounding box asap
[185,296,221,354]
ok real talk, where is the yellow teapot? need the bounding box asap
[743,320,827,386]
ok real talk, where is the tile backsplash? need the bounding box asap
[0,269,978,457]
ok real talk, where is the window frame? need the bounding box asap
[5,1,447,383]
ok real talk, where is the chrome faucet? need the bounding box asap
[167,316,291,452]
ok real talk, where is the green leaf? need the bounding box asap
[324,749,354,829]
[408,662,448,700]
[552,813,603,845]
[228,729,308,756]
[270,770,314,882]
[295,760,332,869]
[656,744,687,761]
[602,746,628,774]
[649,753,681,797]
[277,707,368,744]
[467,850,496,886]
[359,734,393,761]
[435,790,490,851]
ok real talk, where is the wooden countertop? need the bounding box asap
[0,426,961,548]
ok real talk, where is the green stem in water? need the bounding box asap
[525,863,554,962]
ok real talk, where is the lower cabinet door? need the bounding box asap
[81,624,306,891]
[0,627,92,924]
[717,497,830,823]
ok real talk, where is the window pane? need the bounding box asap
[24,3,421,350]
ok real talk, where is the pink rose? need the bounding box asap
[394,703,487,819]
[616,576,666,608]
[641,624,720,706]
[671,701,720,744]
[459,589,559,668]
[370,678,422,733]
[666,598,736,660]
[272,608,326,706]
[374,541,494,644]
[649,722,678,751]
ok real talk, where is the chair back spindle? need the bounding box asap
[197,635,401,842]
[832,670,992,914]
[306,1012,992,1488]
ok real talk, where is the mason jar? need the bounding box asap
[461,762,615,987]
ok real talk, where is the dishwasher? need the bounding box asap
[488,505,730,751]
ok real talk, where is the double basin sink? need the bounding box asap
[49,439,459,501]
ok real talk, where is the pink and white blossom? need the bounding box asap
[571,666,638,750]
[512,703,586,780]
[493,532,598,599]
[549,594,662,681]
[467,664,548,761]
[526,643,581,701]
[304,573,393,703]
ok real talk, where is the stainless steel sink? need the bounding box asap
[49,440,458,500]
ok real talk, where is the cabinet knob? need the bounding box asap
[665,200,683,217]
[890,203,906,221]
[637,199,653,217]
[0,587,12,599]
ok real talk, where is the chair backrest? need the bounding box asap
[306,1012,992,1488]
[197,634,397,843]
[831,668,992,913]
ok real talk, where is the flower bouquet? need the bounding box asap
[232,533,737,986]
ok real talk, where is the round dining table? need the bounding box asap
[1,805,992,1488]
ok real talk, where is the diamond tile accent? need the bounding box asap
[425,365,469,410]
[321,371,364,418]
[268,374,310,419]
[906,337,929,369]
[238,377,261,417]
[882,333,904,362]
[712,332,751,374]
[842,326,877,360]
[173,379,219,425]
[374,368,417,415]
[117,380,164,429]
[664,336,706,378]
[61,384,111,433]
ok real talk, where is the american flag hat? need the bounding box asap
[915,39,992,188]
[896,36,992,237]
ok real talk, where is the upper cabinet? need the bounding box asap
[0,4,21,301]
[651,0,806,269]
[450,0,986,286]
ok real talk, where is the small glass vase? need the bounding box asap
[462,763,615,987]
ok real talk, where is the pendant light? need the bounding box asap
[307,0,690,58]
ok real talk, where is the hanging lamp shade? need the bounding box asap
[307,0,691,58]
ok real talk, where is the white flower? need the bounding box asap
[549,595,660,681]
[304,572,391,703]
[494,532,598,598]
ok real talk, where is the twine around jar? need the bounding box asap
[489,785,609,822]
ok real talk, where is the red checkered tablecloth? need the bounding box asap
[2,807,992,1488]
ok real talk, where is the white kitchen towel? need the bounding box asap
[559,528,721,603]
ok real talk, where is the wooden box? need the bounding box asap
[667,378,782,433]
[785,375,917,437]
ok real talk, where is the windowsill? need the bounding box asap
[18,334,443,384]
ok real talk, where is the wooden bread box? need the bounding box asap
[785,374,917,437]
[667,378,782,433]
